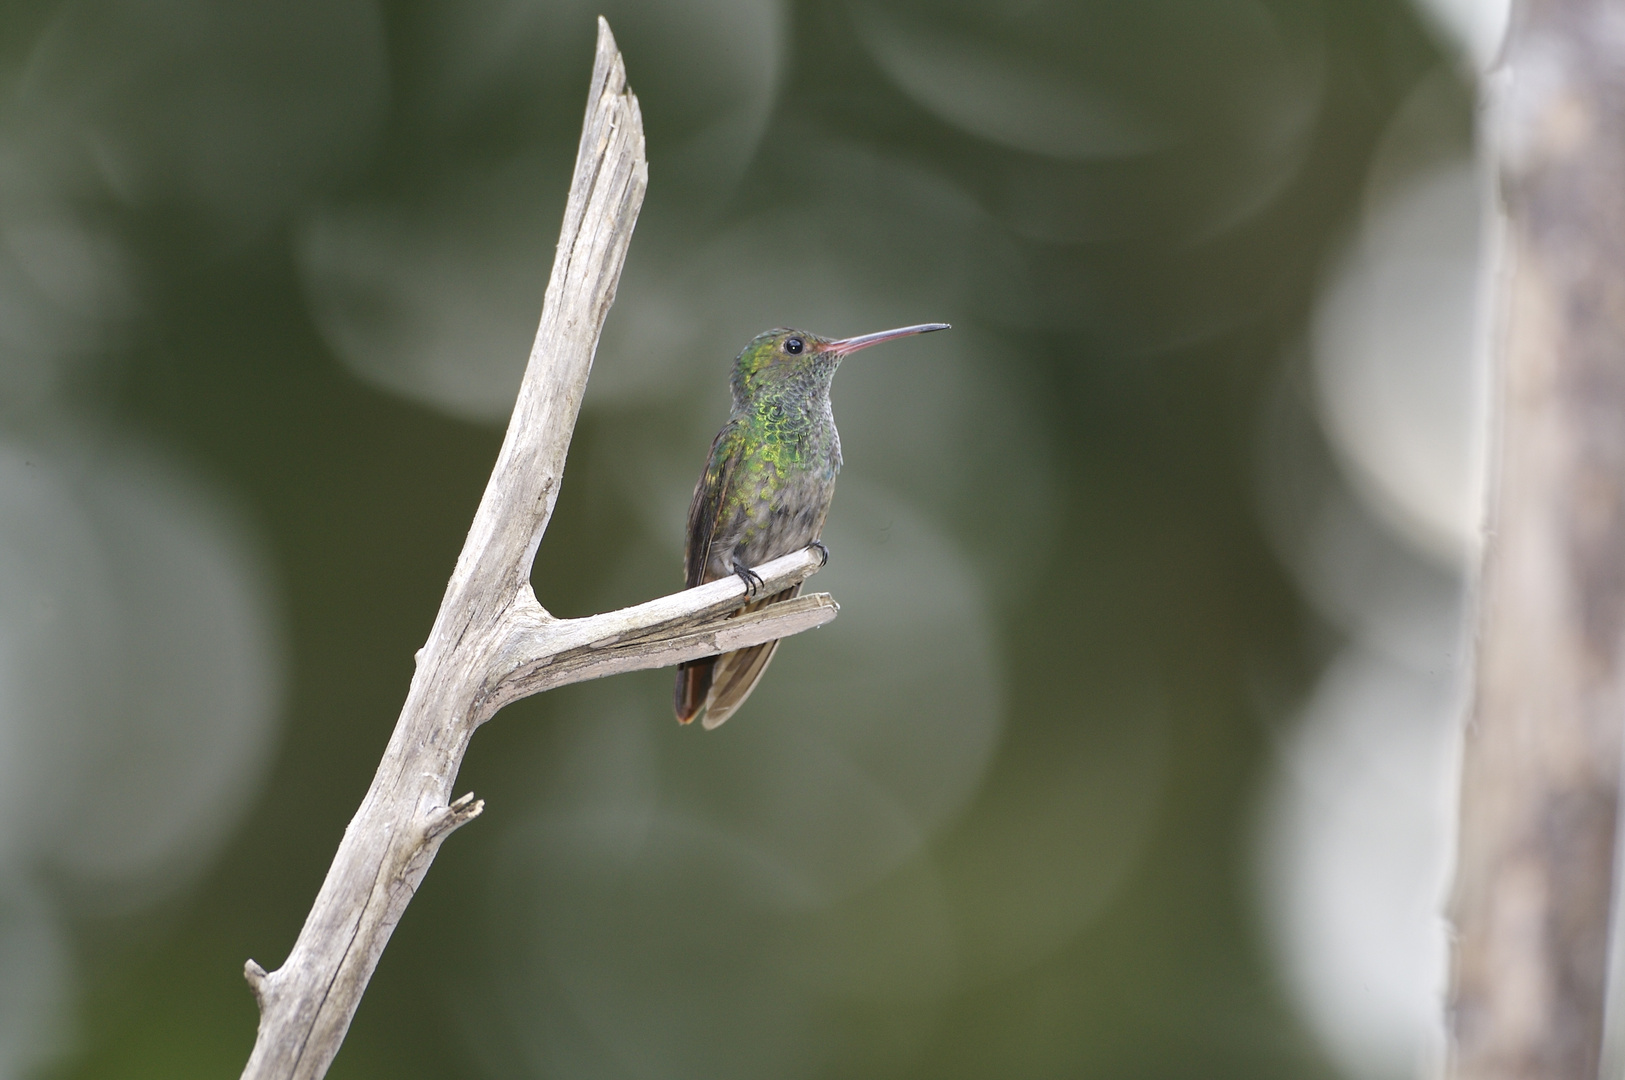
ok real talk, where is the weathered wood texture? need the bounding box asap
[238,22,836,1080]
[1448,2,1625,1077]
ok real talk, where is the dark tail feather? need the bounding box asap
[701,637,781,729]
[697,584,800,729]
[674,584,801,728]
[674,657,714,724]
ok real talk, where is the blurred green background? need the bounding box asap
[0,0,1499,1078]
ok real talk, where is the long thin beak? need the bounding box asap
[825,322,950,357]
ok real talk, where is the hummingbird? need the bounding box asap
[674,322,950,729]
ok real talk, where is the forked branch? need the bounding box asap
[238,22,836,1080]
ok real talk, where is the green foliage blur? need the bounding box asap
[0,0,1471,1077]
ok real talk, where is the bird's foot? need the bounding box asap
[732,559,765,597]
[810,539,830,567]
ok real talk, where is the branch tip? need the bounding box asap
[245,959,269,1004]
[424,794,485,843]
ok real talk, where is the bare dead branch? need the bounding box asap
[237,22,836,1080]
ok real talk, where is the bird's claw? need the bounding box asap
[733,561,765,597]
[810,540,830,567]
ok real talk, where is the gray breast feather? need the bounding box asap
[708,470,836,578]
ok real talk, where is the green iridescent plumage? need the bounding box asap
[675,322,949,728]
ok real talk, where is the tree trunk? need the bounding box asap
[1448,1,1625,1077]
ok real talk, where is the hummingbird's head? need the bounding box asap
[730,323,950,400]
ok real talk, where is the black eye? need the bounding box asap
[784,337,804,355]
